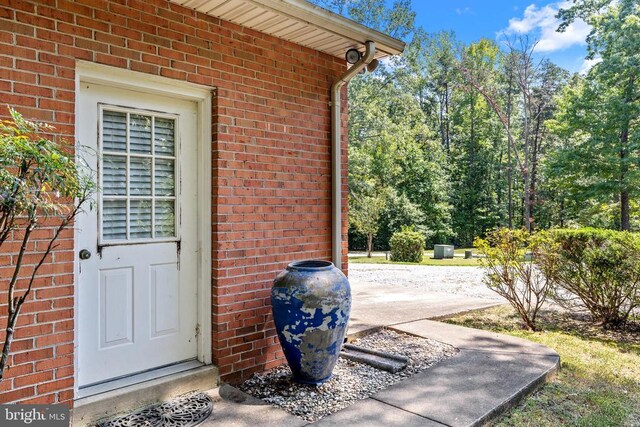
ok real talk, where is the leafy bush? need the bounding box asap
[378,189,428,248]
[474,228,557,331]
[0,108,94,380]
[389,227,425,263]
[539,228,640,329]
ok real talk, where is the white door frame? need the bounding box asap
[73,61,213,397]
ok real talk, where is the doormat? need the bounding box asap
[97,393,213,427]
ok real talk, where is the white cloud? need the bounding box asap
[455,7,472,15]
[580,56,602,74]
[500,1,591,52]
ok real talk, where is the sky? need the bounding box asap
[410,0,593,73]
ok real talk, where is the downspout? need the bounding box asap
[331,41,376,270]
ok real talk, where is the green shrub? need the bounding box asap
[540,228,640,329]
[390,227,425,263]
[474,228,557,331]
[0,108,94,380]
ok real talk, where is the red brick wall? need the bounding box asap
[0,0,349,403]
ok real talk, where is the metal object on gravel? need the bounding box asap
[340,343,409,373]
[96,393,213,427]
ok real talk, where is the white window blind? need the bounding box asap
[100,108,177,243]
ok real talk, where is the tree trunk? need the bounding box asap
[529,109,543,232]
[506,67,514,229]
[445,82,450,152]
[367,233,373,258]
[439,91,446,150]
[620,129,630,231]
[523,109,531,232]
[508,146,513,228]
[470,92,476,165]
[621,190,630,231]
[619,76,634,231]
[0,313,18,381]
[522,65,531,232]
[470,92,477,237]
[524,169,531,232]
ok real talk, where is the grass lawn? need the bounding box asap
[349,249,482,267]
[444,305,640,426]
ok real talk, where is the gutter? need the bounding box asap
[331,41,376,270]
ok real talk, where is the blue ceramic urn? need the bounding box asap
[271,260,351,384]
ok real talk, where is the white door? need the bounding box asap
[77,83,199,388]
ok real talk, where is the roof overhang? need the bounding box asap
[169,0,406,59]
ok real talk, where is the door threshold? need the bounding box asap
[77,360,204,399]
[73,364,218,427]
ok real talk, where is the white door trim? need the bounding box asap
[73,61,213,398]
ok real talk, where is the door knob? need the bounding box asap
[79,249,92,260]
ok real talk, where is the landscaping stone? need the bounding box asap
[238,329,456,422]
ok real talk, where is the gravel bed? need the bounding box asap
[238,329,457,422]
[348,263,499,300]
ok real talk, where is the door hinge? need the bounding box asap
[195,323,200,338]
[176,239,181,270]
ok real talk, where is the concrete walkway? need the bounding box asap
[203,320,559,426]
[201,270,560,426]
[348,280,501,335]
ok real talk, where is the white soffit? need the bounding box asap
[169,0,406,59]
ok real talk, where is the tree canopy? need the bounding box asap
[309,0,640,249]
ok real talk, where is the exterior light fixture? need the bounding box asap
[345,48,361,64]
[366,58,379,72]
